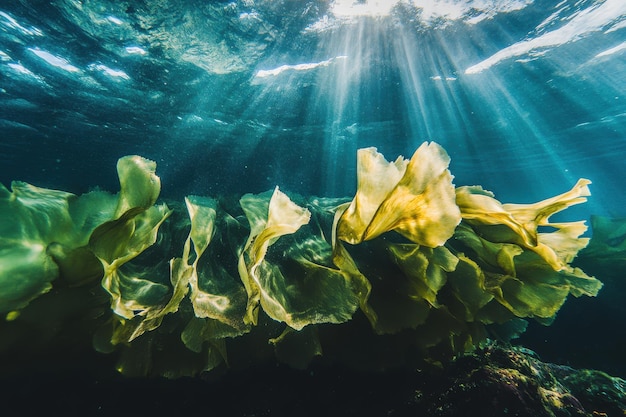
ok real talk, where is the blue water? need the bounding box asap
[1,0,625,387]
[2,0,625,215]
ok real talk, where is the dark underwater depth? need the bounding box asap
[1,1,625,416]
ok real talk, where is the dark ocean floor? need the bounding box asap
[2,343,624,417]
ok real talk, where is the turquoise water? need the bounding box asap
[1,0,625,410]
[2,1,625,212]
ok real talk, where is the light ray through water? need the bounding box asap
[283,0,626,216]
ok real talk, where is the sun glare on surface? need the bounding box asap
[274,0,626,211]
[329,0,401,18]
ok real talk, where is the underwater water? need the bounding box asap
[1,0,626,415]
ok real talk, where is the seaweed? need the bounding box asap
[0,142,603,377]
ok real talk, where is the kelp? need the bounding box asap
[88,156,173,339]
[0,164,130,314]
[578,215,626,268]
[448,179,601,325]
[238,188,366,331]
[337,142,461,247]
[185,196,249,333]
[455,179,592,271]
[238,187,312,327]
[0,142,604,377]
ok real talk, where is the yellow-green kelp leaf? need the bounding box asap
[239,187,368,330]
[89,155,173,323]
[337,148,407,244]
[331,239,376,326]
[237,189,273,324]
[0,182,70,313]
[364,142,461,247]
[114,155,161,216]
[453,222,524,276]
[48,190,120,287]
[0,181,74,242]
[338,238,436,334]
[238,194,370,331]
[446,255,494,322]
[330,203,377,327]
[185,196,249,334]
[483,272,571,319]
[184,195,217,315]
[111,256,193,344]
[238,189,366,331]
[387,244,459,307]
[91,203,172,321]
[262,232,362,329]
[501,179,591,233]
[0,182,116,313]
[512,250,602,299]
[537,221,590,267]
[456,186,533,243]
[338,142,461,248]
[239,187,311,326]
[451,222,601,320]
[456,179,592,271]
[0,240,58,315]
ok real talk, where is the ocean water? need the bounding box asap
[1,0,625,413]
